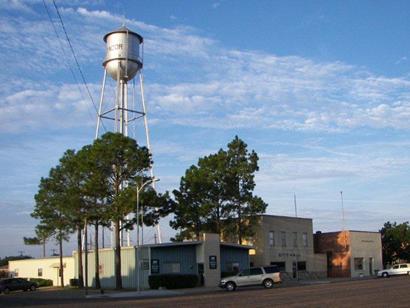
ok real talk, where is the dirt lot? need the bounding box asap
[1,276,410,307]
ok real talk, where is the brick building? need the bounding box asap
[314,230,383,278]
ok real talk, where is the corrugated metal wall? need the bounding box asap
[74,247,150,289]
[151,245,198,274]
[220,246,249,272]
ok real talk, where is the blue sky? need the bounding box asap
[1,0,410,258]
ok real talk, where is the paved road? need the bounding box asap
[1,276,410,307]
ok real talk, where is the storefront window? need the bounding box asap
[354,258,364,271]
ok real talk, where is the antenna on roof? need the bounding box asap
[340,191,347,248]
[340,191,345,231]
[294,193,298,217]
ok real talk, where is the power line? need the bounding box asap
[42,0,86,103]
[51,0,98,114]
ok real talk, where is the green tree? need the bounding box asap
[91,132,151,289]
[171,136,267,243]
[32,168,72,287]
[380,221,410,266]
[171,165,210,240]
[24,225,52,258]
[127,186,174,234]
[75,144,110,290]
[223,136,267,244]
[57,149,89,289]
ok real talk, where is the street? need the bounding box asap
[1,276,410,307]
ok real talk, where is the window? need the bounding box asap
[297,261,306,271]
[151,259,160,274]
[240,269,251,276]
[250,268,263,275]
[303,232,308,247]
[393,265,399,269]
[38,268,43,277]
[400,264,408,268]
[354,258,364,271]
[264,266,279,273]
[268,231,275,247]
[293,232,298,247]
[270,262,286,272]
[281,232,286,247]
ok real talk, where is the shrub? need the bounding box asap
[148,274,198,289]
[29,278,53,287]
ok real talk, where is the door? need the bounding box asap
[369,258,373,275]
[326,251,333,277]
[292,261,297,279]
[198,263,204,286]
[249,268,264,285]
[399,264,408,274]
[236,269,250,286]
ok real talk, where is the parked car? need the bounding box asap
[219,266,281,291]
[377,263,410,278]
[0,278,38,294]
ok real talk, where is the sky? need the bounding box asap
[1,0,410,258]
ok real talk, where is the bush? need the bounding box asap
[148,274,198,289]
[29,278,53,287]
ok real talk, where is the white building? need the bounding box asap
[8,256,75,286]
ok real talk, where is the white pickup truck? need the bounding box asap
[219,266,281,291]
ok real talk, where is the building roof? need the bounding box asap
[315,230,380,235]
[143,241,202,248]
[260,214,312,221]
[220,242,253,250]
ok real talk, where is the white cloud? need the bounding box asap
[3,4,410,133]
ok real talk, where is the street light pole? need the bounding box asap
[136,177,159,292]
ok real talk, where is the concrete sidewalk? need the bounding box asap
[85,286,221,299]
[86,289,183,299]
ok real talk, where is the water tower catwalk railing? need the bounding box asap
[95,26,161,247]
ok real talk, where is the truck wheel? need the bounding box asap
[226,282,236,291]
[263,279,274,289]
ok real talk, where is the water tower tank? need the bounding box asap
[103,26,143,81]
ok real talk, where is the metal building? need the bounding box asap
[74,233,251,289]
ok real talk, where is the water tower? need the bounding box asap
[95,26,161,246]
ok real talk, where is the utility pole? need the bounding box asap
[294,193,298,217]
[340,191,345,231]
[340,191,347,248]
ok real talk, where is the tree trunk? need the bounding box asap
[42,240,46,258]
[84,221,88,294]
[114,219,122,289]
[77,226,84,288]
[216,204,221,238]
[59,234,64,288]
[237,203,242,245]
[94,223,101,289]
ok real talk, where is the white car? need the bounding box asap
[219,266,281,291]
[377,263,410,278]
